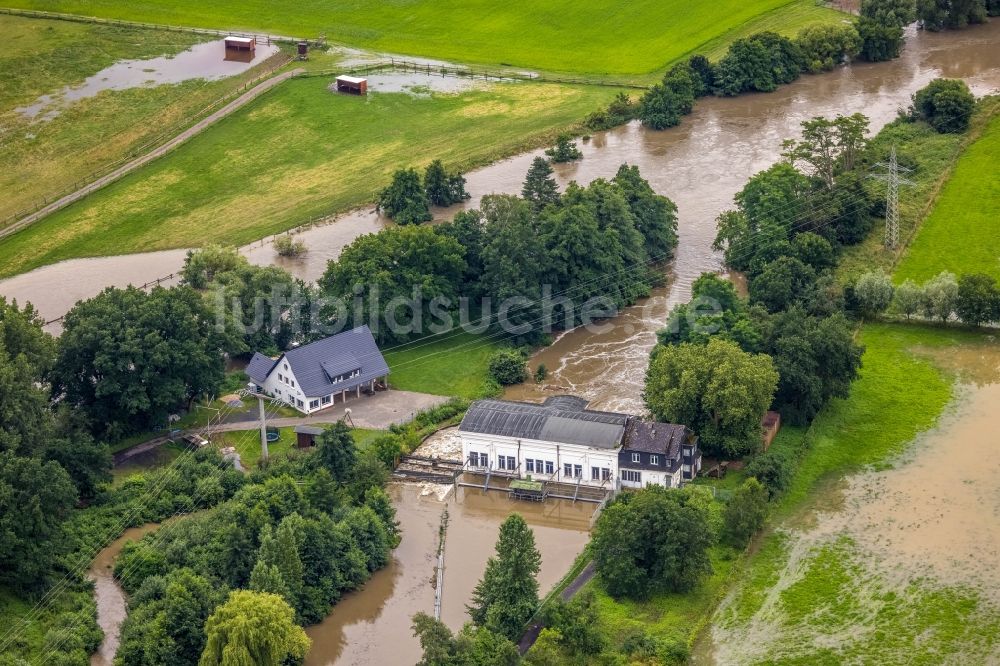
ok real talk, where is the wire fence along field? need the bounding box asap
[0,51,295,236]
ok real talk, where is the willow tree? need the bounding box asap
[199,590,309,666]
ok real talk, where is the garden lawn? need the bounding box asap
[384,331,501,399]
[0,14,287,222]
[894,111,1000,283]
[0,78,620,278]
[5,0,845,76]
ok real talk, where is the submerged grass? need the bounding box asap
[3,0,844,76]
[894,110,1000,282]
[706,322,1000,663]
[0,14,288,222]
[0,79,620,278]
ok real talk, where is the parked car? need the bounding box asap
[182,434,209,448]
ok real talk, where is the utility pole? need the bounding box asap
[871,146,912,251]
[257,394,269,463]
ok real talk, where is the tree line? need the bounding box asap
[583,0,992,136]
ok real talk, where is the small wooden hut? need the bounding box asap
[335,75,368,95]
[294,425,324,448]
[224,36,256,61]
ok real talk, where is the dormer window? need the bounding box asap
[631,452,640,463]
[650,455,659,466]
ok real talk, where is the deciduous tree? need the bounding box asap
[645,338,778,458]
[854,270,895,317]
[199,590,309,666]
[956,273,1000,326]
[912,79,976,133]
[722,477,770,547]
[378,168,432,224]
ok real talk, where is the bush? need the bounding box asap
[854,270,895,317]
[639,65,696,130]
[545,134,582,163]
[377,168,432,224]
[585,93,637,131]
[716,32,804,96]
[745,448,794,499]
[912,79,976,133]
[487,349,527,386]
[722,477,769,547]
[273,234,306,257]
[795,23,861,73]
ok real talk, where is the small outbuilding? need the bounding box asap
[335,75,368,95]
[224,36,256,61]
[294,425,325,448]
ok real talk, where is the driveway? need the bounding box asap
[114,389,451,465]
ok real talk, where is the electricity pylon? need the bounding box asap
[871,146,912,250]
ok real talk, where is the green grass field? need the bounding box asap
[706,322,1000,663]
[384,331,501,398]
[894,111,1000,283]
[838,97,1000,283]
[4,0,845,76]
[0,14,292,223]
[0,78,620,278]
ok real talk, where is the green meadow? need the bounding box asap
[4,0,844,76]
[0,78,620,278]
[0,14,289,222]
[384,331,502,399]
[837,97,1000,283]
[894,111,1000,282]
[708,322,1000,663]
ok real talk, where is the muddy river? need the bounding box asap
[305,482,592,665]
[4,23,999,401]
[88,523,160,666]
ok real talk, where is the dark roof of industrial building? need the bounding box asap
[246,326,389,398]
[622,421,689,456]
[459,396,627,449]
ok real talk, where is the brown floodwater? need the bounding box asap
[88,523,160,666]
[3,22,1000,368]
[304,482,593,665]
[702,341,1000,664]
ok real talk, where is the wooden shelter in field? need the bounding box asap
[224,36,256,61]
[335,75,368,95]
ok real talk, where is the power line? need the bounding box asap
[870,145,912,250]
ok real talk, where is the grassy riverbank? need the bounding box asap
[707,322,1000,663]
[0,14,290,223]
[837,97,1000,283]
[584,322,994,658]
[0,78,620,279]
[2,0,844,76]
[894,110,1000,282]
[384,332,502,399]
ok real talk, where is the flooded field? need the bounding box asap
[16,38,280,121]
[88,523,160,666]
[705,341,1000,664]
[305,482,593,665]
[3,22,1000,384]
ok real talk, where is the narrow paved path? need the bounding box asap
[0,67,302,240]
[517,562,597,654]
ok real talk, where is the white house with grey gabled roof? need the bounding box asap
[245,325,389,414]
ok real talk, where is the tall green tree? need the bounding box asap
[378,167,432,224]
[854,270,895,317]
[199,590,309,666]
[794,23,861,73]
[256,518,304,612]
[424,160,470,207]
[544,134,582,163]
[749,256,817,313]
[612,163,679,260]
[412,613,519,666]
[639,66,696,129]
[956,273,1000,326]
[722,477,770,547]
[468,513,541,640]
[781,114,870,188]
[645,338,778,458]
[320,224,465,343]
[715,32,804,95]
[591,486,714,598]
[54,286,225,440]
[521,157,560,211]
[315,422,357,484]
[858,0,915,61]
[0,451,76,593]
[917,0,987,29]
